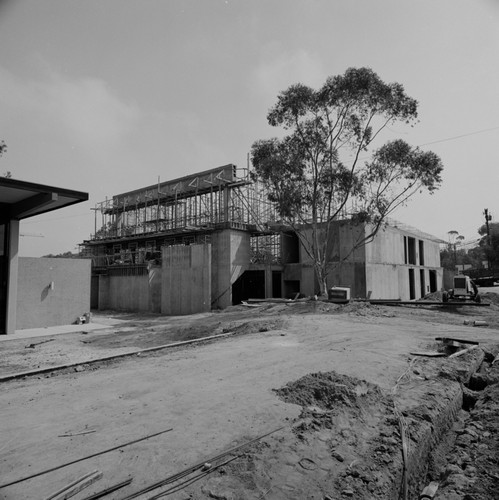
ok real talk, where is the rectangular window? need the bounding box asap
[408,237,416,265]
[419,240,425,266]
[129,242,138,263]
[250,234,281,264]
[112,244,122,264]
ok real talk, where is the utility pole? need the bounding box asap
[484,208,492,268]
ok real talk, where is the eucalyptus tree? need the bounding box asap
[251,67,443,295]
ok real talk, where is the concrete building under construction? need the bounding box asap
[80,164,443,315]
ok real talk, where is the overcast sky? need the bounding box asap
[1,0,498,257]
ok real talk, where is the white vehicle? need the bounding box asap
[443,275,481,303]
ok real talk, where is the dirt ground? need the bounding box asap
[1,292,499,500]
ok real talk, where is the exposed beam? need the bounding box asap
[10,192,58,220]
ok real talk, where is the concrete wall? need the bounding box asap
[365,225,443,300]
[365,225,403,265]
[211,229,250,308]
[16,257,91,329]
[327,262,367,298]
[295,222,367,297]
[287,222,442,300]
[364,226,405,299]
[98,271,150,312]
[162,244,211,315]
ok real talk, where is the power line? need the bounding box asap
[347,125,499,163]
[418,126,499,147]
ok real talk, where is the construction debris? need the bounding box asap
[80,478,133,500]
[473,320,488,326]
[409,351,446,358]
[435,337,479,345]
[419,480,439,499]
[120,426,284,499]
[25,339,55,349]
[0,428,172,490]
[44,470,102,500]
[58,429,96,438]
[448,345,480,359]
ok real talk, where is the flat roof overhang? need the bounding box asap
[0,178,88,223]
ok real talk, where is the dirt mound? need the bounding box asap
[274,371,382,410]
[480,291,499,305]
[421,291,444,301]
[337,301,396,318]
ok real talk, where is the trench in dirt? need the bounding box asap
[372,346,498,499]
[206,346,498,500]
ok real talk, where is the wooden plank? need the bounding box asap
[435,337,479,345]
[0,331,239,383]
[369,300,489,307]
[44,471,102,500]
[449,345,480,359]
[410,351,446,357]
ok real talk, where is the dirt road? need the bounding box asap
[1,300,499,499]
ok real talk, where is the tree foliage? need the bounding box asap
[43,251,80,259]
[251,67,443,294]
[478,222,499,268]
[0,140,11,178]
[440,245,483,271]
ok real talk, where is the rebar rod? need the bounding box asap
[0,428,172,490]
[121,426,285,500]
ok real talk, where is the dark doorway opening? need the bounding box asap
[90,275,99,309]
[283,280,301,299]
[408,237,416,265]
[429,270,437,293]
[282,232,299,263]
[272,271,282,298]
[420,269,426,298]
[409,268,416,300]
[232,270,265,305]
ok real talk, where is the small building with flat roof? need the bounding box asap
[1,178,88,334]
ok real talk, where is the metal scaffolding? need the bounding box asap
[88,164,279,241]
[80,164,281,266]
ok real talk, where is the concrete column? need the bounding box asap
[98,274,110,310]
[5,219,20,334]
[148,264,162,313]
[264,266,273,298]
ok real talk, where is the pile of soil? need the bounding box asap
[480,291,499,305]
[191,353,499,500]
[203,372,402,500]
[420,291,444,301]
[274,371,383,412]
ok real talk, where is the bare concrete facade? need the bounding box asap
[16,257,91,329]
[95,230,249,315]
[324,222,442,300]
[82,165,443,313]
